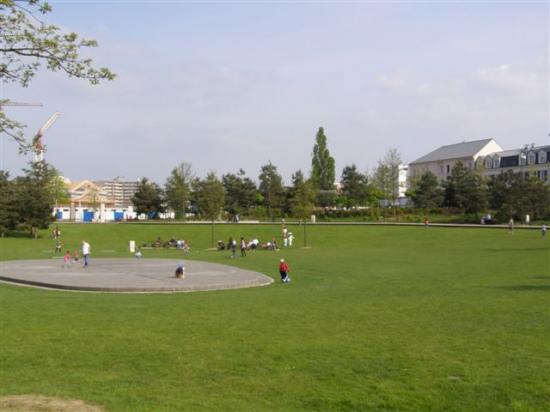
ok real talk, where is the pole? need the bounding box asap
[303,219,307,247]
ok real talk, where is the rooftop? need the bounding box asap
[411,138,496,164]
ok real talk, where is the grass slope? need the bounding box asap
[0,223,549,411]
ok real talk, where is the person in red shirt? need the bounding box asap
[279,258,290,283]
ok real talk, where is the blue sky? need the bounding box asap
[1,1,548,184]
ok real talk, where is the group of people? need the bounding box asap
[60,240,90,268]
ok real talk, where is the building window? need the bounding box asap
[485,156,493,169]
[519,152,527,166]
[492,157,500,169]
[446,164,450,173]
[528,151,536,165]
[539,150,547,164]
[542,170,548,182]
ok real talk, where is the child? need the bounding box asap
[72,250,80,262]
[279,258,291,283]
[55,239,62,253]
[175,263,185,279]
[62,250,72,268]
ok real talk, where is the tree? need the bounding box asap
[0,171,19,235]
[258,162,284,219]
[372,148,402,205]
[164,162,193,219]
[222,169,257,217]
[131,178,165,218]
[194,173,225,220]
[1,0,115,147]
[340,164,370,207]
[310,127,336,191]
[489,171,550,221]
[443,162,486,214]
[287,170,316,219]
[408,171,444,209]
[14,160,58,237]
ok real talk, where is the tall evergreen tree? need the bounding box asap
[164,162,193,219]
[194,172,225,221]
[408,171,444,209]
[131,178,165,218]
[15,161,58,237]
[288,170,316,218]
[340,164,370,207]
[443,162,486,214]
[310,127,336,191]
[222,169,257,217]
[0,171,19,235]
[258,162,284,219]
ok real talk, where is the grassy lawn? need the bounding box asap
[0,223,549,411]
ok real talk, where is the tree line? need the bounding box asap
[407,163,550,221]
[131,128,403,221]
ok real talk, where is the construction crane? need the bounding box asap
[0,100,43,109]
[33,112,61,162]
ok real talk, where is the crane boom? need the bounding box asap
[33,112,61,162]
[0,100,43,108]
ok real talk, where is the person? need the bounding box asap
[542,224,547,237]
[282,225,288,247]
[135,247,143,258]
[240,237,247,257]
[508,218,514,234]
[424,217,430,228]
[72,250,80,262]
[52,226,61,239]
[217,240,226,251]
[279,258,291,283]
[55,238,62,254]
[62,250,72,268]
[229,237,236,258]
[82,240,91,267]
[287,232,294,247]
[175,263,185,279]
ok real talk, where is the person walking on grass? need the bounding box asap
[240,237,247,257]
[62,250,72,268]
[82,240,91,267]
[279,258,291,283]
[508,218,514,234]
[542,224,547,237]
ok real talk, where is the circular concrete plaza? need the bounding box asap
[0,258,273,293]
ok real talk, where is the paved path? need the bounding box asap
[0,258,273,293]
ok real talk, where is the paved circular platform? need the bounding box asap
[0,258,273,293]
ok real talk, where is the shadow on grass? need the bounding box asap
[530,276,550,280]
[494,285,550,292]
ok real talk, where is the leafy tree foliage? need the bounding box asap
[222,169,257,216]
[340,164,370,207]
[164,163,193,219]
[408,171,444,209]
[194,172,225,221]
[14,161,58,237]
[372,148,402,204]
[443,162,486,214]
[0,0,115,147]
[0,171,19,235]
[488,171,550,220]
[310,127,335,191]
[288,170,316,219]
[258,162,284,219]
[131,178,165,218]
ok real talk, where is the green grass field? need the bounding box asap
[0,223,549,411]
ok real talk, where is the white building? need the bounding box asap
[409,138,503,183]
